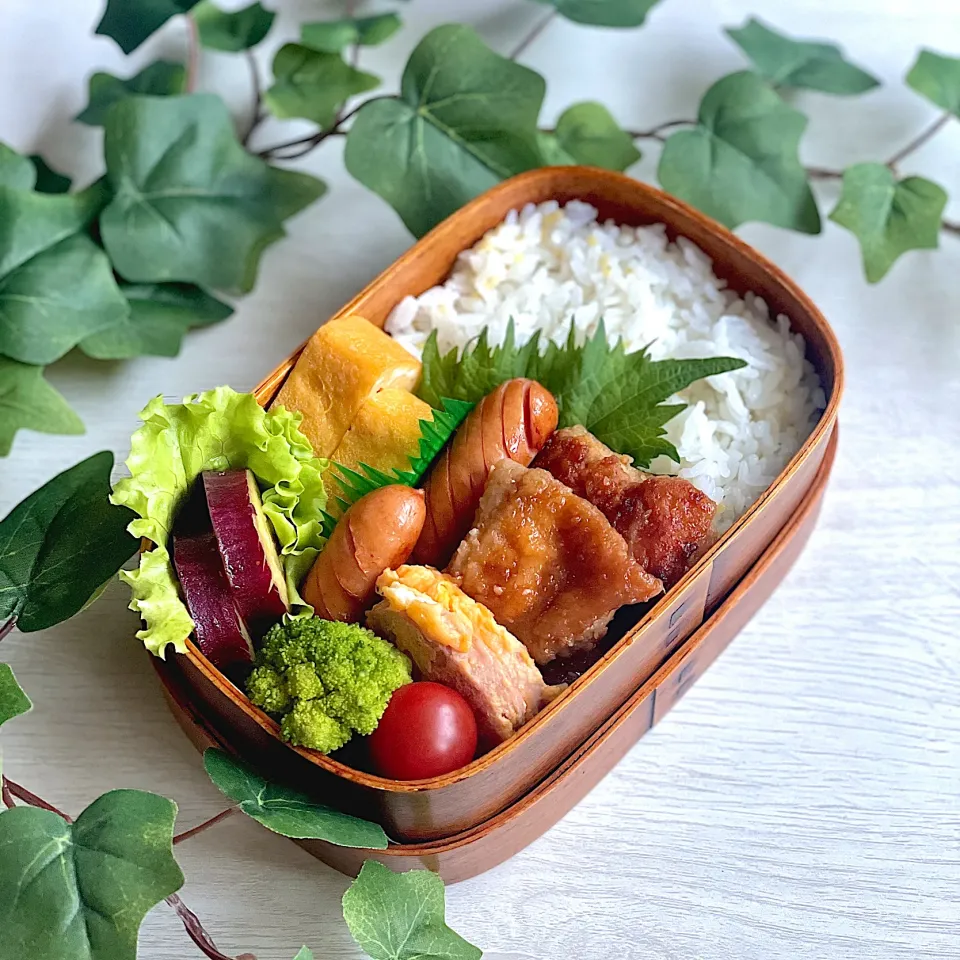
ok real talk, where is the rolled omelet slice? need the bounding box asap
[367,565,561,747]
[272,316,421,458]
[329,388,433,481]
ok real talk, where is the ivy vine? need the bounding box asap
[1,1,957,456]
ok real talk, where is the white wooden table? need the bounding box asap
[2,1,958,958]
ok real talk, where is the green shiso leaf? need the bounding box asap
[417,320,746,469]
[417,319,541,409]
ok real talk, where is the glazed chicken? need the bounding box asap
[447,461,662,665]
[534,426,716,588]
[367,565,561,747]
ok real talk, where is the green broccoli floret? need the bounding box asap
[246,665,290,714]
[244,617,411,754]
[281,700,350,754]
[285,663,324,700]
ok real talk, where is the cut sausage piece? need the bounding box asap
[412,379,559,568]
[203,469,289,637]
[367,565,562,749]
[172,530,254,670]
[302,485,425,622]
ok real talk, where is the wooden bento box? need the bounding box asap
[156,426,837,881]
[154,167,843,844]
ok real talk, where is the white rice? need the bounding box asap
[386,200,826,532]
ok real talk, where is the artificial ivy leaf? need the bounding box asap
[536,132,576,166]
[100,94,326,294]
[193,1,275,52]
[0,790,183,960]
[345,24,545,237]
[725,17,879,94]
[548,102,640,171]
[657,71,821,234]
[343,861,482,960]
[203,749,388,847]
[0,144,36,190]
[79,283,233,359]
[265,45,380,128]
[0,185,129,365]
[0,451,138,631]
[0,357,84,457]
[0,664,32,727]
[292,950,314,960]
[76,61,187,127]
[906,49,960,117]
[829,163,947,283]
[300,13,402,54]
[535,0,662,27]
[96,0,201,54]
[29,156,71,194]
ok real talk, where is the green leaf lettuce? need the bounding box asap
[111,387,329,657]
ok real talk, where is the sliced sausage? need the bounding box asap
[411,379,559,567]
[303,485,426,622]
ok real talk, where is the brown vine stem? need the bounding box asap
[886,112,951,172]
[166,894,251,960]
[3,777,71,818]
[241,51,265,147]
[943,220,960,236]
[1,777,15,809]
[257,101,365,161]
[509,8,557,60]
[627,119,692,142]
[185,14,201,94]
[0,616,16,643]
[173,806,238,844]
[2,776,249,960]
[806,166,844,181]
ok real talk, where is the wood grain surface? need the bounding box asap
[1,1,958,958]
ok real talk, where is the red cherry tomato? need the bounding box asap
[369,682,478,780]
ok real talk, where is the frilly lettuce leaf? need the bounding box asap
[111,386,328,657]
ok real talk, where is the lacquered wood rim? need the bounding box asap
[165,167,845,794]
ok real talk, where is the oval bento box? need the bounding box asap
[155,427,837,881]
[151,166,844,844]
